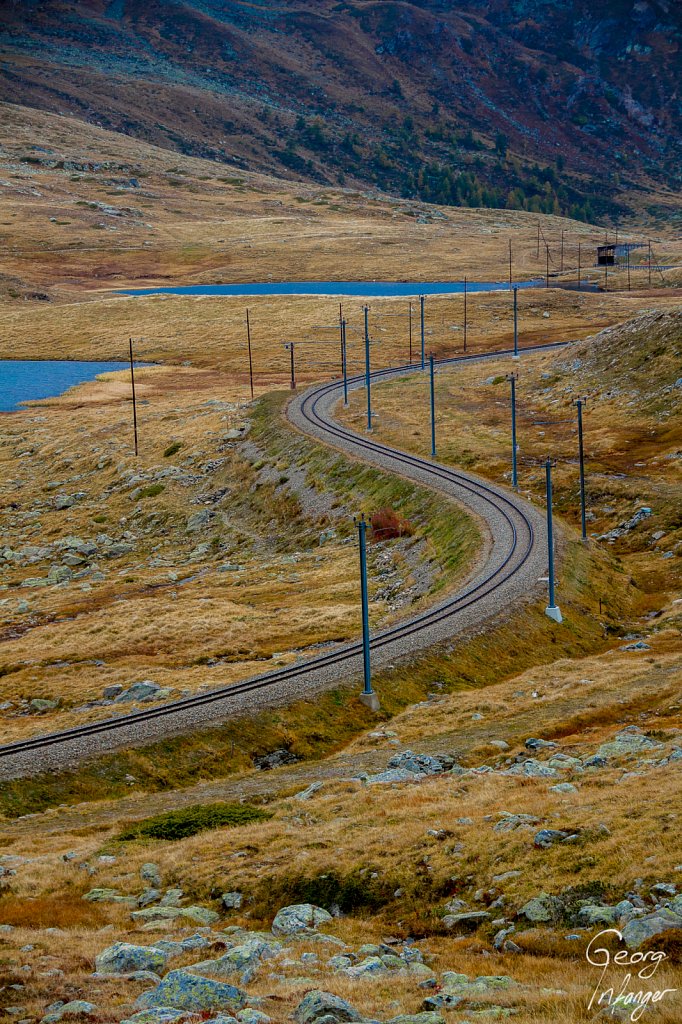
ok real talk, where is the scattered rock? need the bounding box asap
[271,904,332,936]
[95,942,168,976]
[534,828,578,848]
[41,1002,98,1023]
[443,910,491,931]
[622,908,682,949]
[221,891,243,910]
[134,969,246,1012]
[292,990,362,1024]
[518,894,564,923]
[131,905,219,926]
[253,748,299,770]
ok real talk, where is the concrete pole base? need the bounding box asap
[359,690,381,711]
[512,354,520,361]
[545,605,563,623]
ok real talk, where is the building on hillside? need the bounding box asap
[597,242,647,266]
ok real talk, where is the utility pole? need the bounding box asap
[545,245,550,288]
[284,342,296,389]
[419,294,425,370]
[341,318,348,407]
[648,240,652,287]
[408,300,413,363]
[577,242,582,292]
[575,397,588,541]
[246,308,254,400]
[429,353,437,458]
[536,221,540,260]
[355,514,379,710]
[560,229,565,273]
[627,245,631,292]
[463,276,468,353]
[364,305,372,431]
[129,337,139,457]
[509,239,513,289]
[507,372,518,490]
[513,285,519,358]
[544,458,562,622]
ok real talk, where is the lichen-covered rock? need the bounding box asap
[132,905,219,926]
[517,894,563,923]
[578,905,620,927]
[188,939,278,978]
[222,891,243,910]
[83,887,136,905]
[135,969,246,1012]
[121,1010,202,1024]
[345,955,386,976]
[236,1011,271,1024]
[387,1014,445,1024]
[292,990,362,1023]
[141,862,162,887]
[622,908,682,949]
[95,941,168,976]
[597,727,661,760]
[41,1001,98,1023]
[271,903,332,936]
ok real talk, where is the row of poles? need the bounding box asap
[352,351,590,704]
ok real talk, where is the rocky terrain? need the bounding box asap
[1,2,681,223]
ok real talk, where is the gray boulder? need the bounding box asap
[597,727,662,760]
[141,862,162,888]
[518,894,563,923]
[222,891,243,910]
[442,910,491,930]
[121,1012,201,1024]
[41,1002,98,1023]
[293,990,362,1024]
[131,905,219,926]
[271,903,332,936]
[622,908,682,949]
[135,969,246,1012]
[95,942,167,976]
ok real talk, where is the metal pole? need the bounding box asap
[576,398,587,540]
[536,221,540,260]
[364,305,372,431]
[246,308,254,401]
[429,352,436,458]
[560,229,564,273]
[507,373,518,489]
[545,245,550,288]
[408,300,413,363]
[648,240,652,287]
[356,514,373,698]
[544,458,562,621]
[509,239,513,289]
[577,242,581,291]
[419,294,425,370]
[288,343,295,389]
[513,285,519,357]
[129,337,139,457]
[342,319,348,407]
[463,275,468,353]
[627,245,631,292]
[605,259,608,292]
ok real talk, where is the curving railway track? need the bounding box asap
[0,341,569,780]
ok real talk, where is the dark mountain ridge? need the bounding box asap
[1,1,680,220]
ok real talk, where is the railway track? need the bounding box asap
[0,341,569,779]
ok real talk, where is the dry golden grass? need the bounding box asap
[1,630,681,1021]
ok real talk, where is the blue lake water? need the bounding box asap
[119,280,541,298]
[0,360,130,412]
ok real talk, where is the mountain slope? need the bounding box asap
[1,0,681,221]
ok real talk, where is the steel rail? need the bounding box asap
[0,341,570,772]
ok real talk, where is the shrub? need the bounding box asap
[370,507,414,541]
[139,483,165,498]
[163,441,183,458]
[118,801,270,842]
